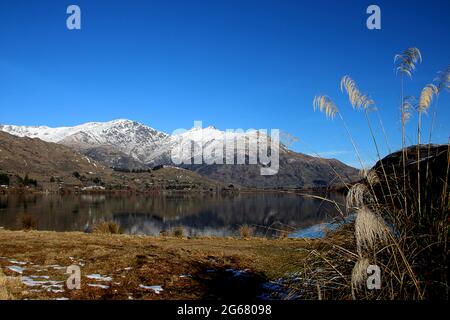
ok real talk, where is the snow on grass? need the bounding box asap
[7,265,25,274]
[139,284,163,294]
[9,259,27,265]
[88,283,110,289]
[30,275,50,279]
[86,274,112,282]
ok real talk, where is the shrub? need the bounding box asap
[0,173,9,186]
[172,227,184,238]
[16,174,37,187]
[239,225,252,238]
[72,171,81,179]
[20,215,38,231]
[92,177,102,184]
[92,221,123,234]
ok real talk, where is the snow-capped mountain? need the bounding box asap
[0,119,169,165]
[145,125,278,165]
[0,120,279,166]
[0,119,360,188]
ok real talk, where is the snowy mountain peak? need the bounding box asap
[0,119,287,167]
[0,119,169,163]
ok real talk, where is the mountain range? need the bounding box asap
[0,130,221,192]
[0,119,360,188]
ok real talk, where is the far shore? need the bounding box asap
[0,183,350,196]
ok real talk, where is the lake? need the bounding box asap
[0,192,346,238]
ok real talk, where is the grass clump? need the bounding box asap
[306,47,449,300]
[20,215,37,231]
[0,269,23,300]
[239,225,253,239]
[172,227,185,238]
[92,221,123,234]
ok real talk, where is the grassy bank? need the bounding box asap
[0,229,313,300]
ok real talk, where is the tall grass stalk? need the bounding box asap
[307,47,448,300]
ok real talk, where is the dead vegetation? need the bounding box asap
[92,221,123,234]
[0,269,23,300]
[0,229,309,300]
[310,47,449,300]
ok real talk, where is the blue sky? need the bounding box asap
[0,0,449,168]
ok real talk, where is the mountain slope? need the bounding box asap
[0,131,220,192]
[0,120,360,189]
[0,131,112,188]
[0,119,169,165]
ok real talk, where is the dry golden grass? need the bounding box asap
[172,227,185,238]
[92,221,123,234]
[0,229,309,300]
[0,269,23,300]
[350,257,370,292]
[239,225,253,239]
[354,207,390,255]
[310,46,449,300]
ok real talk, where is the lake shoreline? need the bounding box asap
[0,191,346,237]
[0,184,350,195]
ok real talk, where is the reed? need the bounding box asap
[306,47,449,300]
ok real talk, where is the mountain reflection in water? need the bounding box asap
[0,192,346,237]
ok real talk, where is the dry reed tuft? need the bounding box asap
[365,170,380,186]
[346,183,372,210]
[434,65,450,92]
[92,221,123,234]
[354,207,390,255]
[306,46,449,300]
[340,76,375,111]
[313,95,338,119]
[395,47,422,78]
[239,224,253,238]
[401,96,415,124]
[351,257,370,292]
[418,84,438,113]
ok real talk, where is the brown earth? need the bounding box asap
[0,229,313,300]
[0,131,221,193]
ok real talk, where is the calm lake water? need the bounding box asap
[0,192,345,237]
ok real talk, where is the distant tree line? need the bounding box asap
[0,172,10,185]
[112,167,153,173]
[17,174,37,187]
[71,171,104,185]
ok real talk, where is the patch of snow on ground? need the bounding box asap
[139,284,163,294]
[88,283,110,289]
[9,259,27,265]
[86,274,112,281]
[7,265,25,274]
